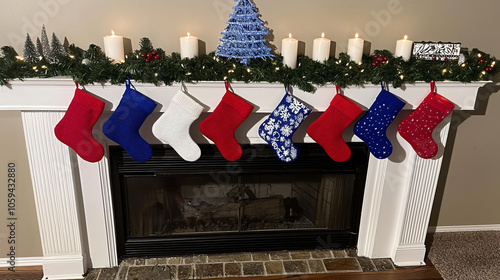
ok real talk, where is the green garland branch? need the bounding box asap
[0,38,497,93]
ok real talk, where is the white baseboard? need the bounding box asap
[0,256,43,267]
[428,224,500,233]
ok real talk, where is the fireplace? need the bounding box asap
[4,80,484,279]
[110,143,369,257]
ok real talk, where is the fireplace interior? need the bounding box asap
[110,143,369,257]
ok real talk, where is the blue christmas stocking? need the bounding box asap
[103,79,157,162]
[353,84,405,159]
[259,89,311,162]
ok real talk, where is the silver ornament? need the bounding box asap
[82,58,91,65]
[458,53,466,65]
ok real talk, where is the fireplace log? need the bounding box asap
[182,196,286,224]
[242,196,286,221]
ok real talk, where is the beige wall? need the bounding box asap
[0,111,42,258]
[0,0,499,258]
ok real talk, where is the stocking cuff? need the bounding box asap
[172,91,203,117]
[222,91,254,117]
[425,92,455,113]
[123,88,157,114]
[378,89,406,111]
[74,88,105,111]
[331,94,363,120]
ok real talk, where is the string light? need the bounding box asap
[69,54,75,59]
[41,65,47,69]
[15,56,24,61]
[247,68,251,73]
[492,61,496,67]
[400,75,404,79]
[461,63,466,67]
[154,73,158,77]
[477,53,482,58]
[442,69,447,74]
[481,71,486,75]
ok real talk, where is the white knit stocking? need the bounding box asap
[152,91,203,161]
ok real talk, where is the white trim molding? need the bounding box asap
[0,256,43,267]
[428,224,500,233]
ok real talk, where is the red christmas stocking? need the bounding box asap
[308,86,363,162]
[200,82,254,161]
[54,83,105,162]
[398,81,455,159]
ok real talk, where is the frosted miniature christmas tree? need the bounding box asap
[51,32,67,62]
[23,34,40,63]
[40,25,52,62]
[216,0,273,65]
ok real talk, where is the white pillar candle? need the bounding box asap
[103,30,125,64]
[347,33,364,64]
[395,35,414,61]
[180,33,199,59]
[282,33,299,69]
[312,33,331,62]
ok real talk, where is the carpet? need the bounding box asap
[427,231,500,280]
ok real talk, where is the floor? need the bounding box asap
[84,249,400,280]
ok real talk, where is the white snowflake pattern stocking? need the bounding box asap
[258,91,311,162]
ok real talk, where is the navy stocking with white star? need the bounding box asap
[353,84,405,159]
[259,89,311,162]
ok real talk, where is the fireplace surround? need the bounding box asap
[0,78,486,279]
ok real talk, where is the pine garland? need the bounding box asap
[0,38,497,93]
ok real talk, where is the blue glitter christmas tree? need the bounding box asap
[216,0,273,65]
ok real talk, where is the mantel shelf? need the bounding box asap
[0,78,488,112]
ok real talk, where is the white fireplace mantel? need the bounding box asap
[0,78,487,279]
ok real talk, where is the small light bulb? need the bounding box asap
[492,61,496,66]
[355,33,359,38]
[154,73,158,77]
[32,66,37,70]
[358,61,362,65]
[400,75,404,79]
[478,53,482,58]
[289,33,292,39]
[404,35,408,40]
[442,69,447,73]
[481,71,486,75]
[461,63,466,67]
[69,54,75,59]
[321,32,325,38]
[41,65,47,69]
[186,72,192,75]
[247,68,251,73]
[111,30,115,36]
[275,67,280,71]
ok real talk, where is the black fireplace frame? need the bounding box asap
[109,143,369,258]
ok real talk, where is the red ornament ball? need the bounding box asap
[371,62,377,68]
[152,51,156,55]
[480,59,485,64]
[154,54,160,60]
[141,54,145,57]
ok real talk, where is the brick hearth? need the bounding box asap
[84,249,395,280]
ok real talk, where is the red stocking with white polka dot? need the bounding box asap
[398,82,455,159]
